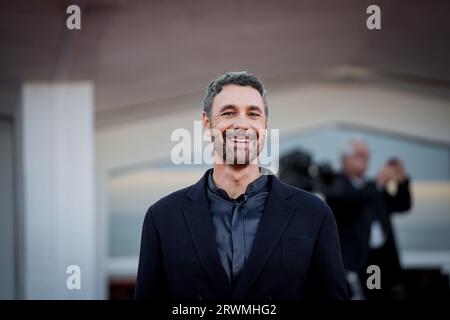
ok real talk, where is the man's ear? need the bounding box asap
[202,111,211,129]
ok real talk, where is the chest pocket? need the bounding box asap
[282,236,314,276]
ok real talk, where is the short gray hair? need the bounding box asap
[203,71,269,117]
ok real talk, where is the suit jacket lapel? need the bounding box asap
[230,176,295,300]
[182,170,232,298]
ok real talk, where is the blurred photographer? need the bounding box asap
[278,149,337,197]
[324,140,412,300]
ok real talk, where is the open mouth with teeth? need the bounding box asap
[230,137,249,143]
[225,136,256,149]
[224,131,256,147]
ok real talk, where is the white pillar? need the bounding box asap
[19,82,97,299]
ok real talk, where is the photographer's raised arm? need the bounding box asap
[377,160,412,214]
[383,178,412,213]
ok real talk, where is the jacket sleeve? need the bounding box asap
[307,204,349,300]
[383,178,412,214]
[134,208,170,300]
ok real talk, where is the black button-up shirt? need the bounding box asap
[206,169,270,286]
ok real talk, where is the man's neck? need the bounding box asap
[212,163,261,199]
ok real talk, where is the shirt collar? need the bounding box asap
[207,168,269,201]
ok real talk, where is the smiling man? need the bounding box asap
[134,71,348,300]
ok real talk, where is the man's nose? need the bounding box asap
[232,113,250,129]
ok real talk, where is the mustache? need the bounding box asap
[223,129,258,140]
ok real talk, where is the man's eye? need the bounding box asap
[222,112,235,116]
[249,113,260,117]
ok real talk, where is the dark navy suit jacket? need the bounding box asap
[134,170,348,300]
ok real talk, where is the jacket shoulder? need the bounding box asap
[278,178,331,218]
[144,169,210,222]
[145,185,191,218]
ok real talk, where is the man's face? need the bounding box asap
[343,142,370,178]
[203,84,267,165]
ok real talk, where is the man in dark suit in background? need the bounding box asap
[134,71,348,300]
[325,140,412,299]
